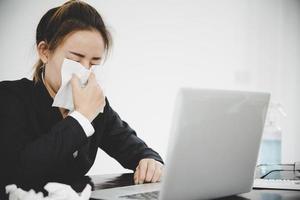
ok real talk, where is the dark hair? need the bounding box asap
[33,0,112,82]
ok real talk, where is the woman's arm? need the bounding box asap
[99,99,164,170]
[0,91,88,187]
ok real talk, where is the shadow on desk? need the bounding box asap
[91,173,134,190]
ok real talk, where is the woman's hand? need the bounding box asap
[71,72,105,122]
[134,158,164,184]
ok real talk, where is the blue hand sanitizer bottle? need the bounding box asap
[258,103,287,165]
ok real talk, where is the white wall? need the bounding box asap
[0,0,299,175]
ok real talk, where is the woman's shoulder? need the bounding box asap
[0,78,34,100]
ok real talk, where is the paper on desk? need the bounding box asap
[52,58,105,112]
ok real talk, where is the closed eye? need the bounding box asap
[66,57,80,63]
[69,51,102,60]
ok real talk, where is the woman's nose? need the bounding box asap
[81,60,91,69]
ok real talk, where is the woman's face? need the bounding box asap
[43,30,105,93]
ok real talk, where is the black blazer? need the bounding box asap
[0,78,163,197]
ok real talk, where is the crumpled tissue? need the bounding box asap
[5,182,91,200]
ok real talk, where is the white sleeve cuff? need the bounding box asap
[69,111,95,137]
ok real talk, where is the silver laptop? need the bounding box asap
[91,88,270,200]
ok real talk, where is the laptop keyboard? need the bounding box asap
[120,191,160,200]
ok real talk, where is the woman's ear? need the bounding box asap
[37,41,50,63]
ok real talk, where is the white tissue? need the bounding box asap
[52,58,105,112]
[5,183,92,200]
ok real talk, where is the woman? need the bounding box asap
[0,0,163,197]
